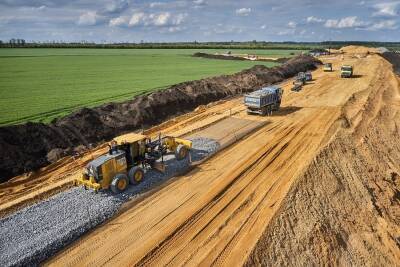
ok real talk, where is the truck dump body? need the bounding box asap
[244,86,283,116]
[341,65,353,78]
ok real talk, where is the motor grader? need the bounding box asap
[75,133,192,193]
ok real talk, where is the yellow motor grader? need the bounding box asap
[75,133,192,193]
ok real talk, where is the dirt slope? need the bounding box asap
[0,55,320,182]
[45,46,396,266]
[246,50,400,266]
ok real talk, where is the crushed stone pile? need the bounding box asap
[0,137,219,267]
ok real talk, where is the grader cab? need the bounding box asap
[75,133,192,193]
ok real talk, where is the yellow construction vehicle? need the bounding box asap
[75,133,192,193]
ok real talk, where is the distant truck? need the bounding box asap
[244,86,283,116]
[341,65,353,78]
[305,71,312,81]
[291,72,307,92]
[323,63,333,72]
[291,79,304,92]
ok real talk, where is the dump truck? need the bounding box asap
[297,72,307,82]
[305,71,312,81]
[323,63,333,72]
[291,79,304,92]
[244,86,283,116]
[75,133,192,193]
[341,65,353,78]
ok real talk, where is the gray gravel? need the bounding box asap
[0,137,219,267]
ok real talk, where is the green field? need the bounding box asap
[0,48,305,125]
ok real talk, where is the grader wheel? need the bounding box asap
[175,144,188,161]
[128,166,144,185]
[111,174,129,194]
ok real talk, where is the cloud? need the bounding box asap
[306,16,324,23]
[324,16,367,29]
[104,0,129,14]
[77,11,98,26]
[149,2,165,8]
[235,8,251,16]
[260,24,266,29]
[128,12,146,26]
[110,12,188,28]
[193,0,207,8]
[193,0,206,5]
[109,16,129,27]
[373,2,400,17]
[288,21,297,28]
[367,20,397,31]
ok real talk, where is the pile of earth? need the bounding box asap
[193,52,247,61]
[381,52,400,74]
[193,52,290,63]
[0,55,321,182]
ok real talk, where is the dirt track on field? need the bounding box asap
[44,46,400,266]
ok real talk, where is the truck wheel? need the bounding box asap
[111,174,129,194]
[261,107,267,116]
[128,166,144,185]
[175,144,188,160]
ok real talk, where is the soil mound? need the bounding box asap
[193,52,290,63]
[193,52,247,61]
[0,55,320,182]
[381,52,400,74]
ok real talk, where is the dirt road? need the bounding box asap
[44,46,395,266]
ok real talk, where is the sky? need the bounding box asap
[0,0,400,43]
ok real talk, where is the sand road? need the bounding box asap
[45,47,386,266]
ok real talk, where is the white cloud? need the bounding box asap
[236,8,251,16]
[373,2,400,17]
[77,11,98,26]
[149,2,165,8]
[367,20,397,30]
[260,24,266,29]
[193,0,205,4]
[288,21,297,28]
[306,16,324,23]
[150,12,171,26]
[129,12,146,26]
[277,29,295,35]
[324,16,367,29]
[119,12,188,27]
[109,16,128,27]
[104,0,129,14]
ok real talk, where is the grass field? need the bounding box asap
[0,48,305,125]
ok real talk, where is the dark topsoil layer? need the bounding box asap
[193,52,290,63]
[0,55,321,182]
[381,52,400,74]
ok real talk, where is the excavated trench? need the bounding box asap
[0,55,320,182]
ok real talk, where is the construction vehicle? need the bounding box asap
[323,63,333,72]
[291,78,304,92]
[341,65,353,78]
[244,86,283,116]
[291,72,306,92]
[75,133,192,193]
[305,71,312,81]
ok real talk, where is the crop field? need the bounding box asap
[0,48,304,125]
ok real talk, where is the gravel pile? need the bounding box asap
[0,137,219,267]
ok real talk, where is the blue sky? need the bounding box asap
[0,0,399,42]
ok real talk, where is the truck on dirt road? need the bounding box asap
[244,86,283,116]
[341,65,353,78]
[324,63,333,72]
